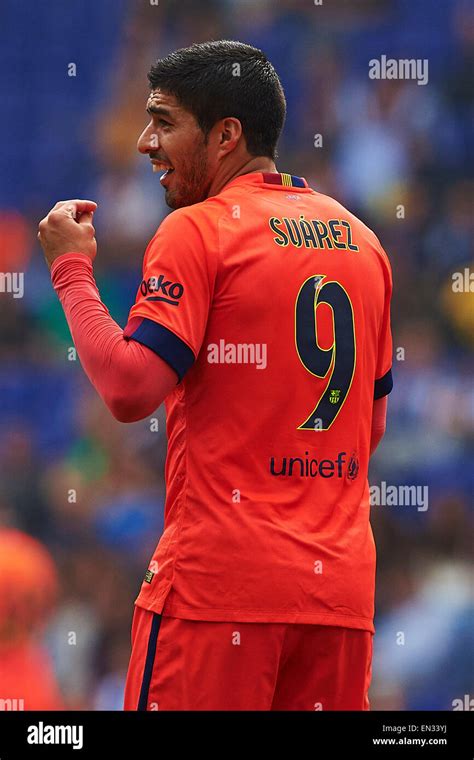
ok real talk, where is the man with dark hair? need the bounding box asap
[143,40,287,209]
[38,40,393,710]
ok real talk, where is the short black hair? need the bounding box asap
[148,40,286,160]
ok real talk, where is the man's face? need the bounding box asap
[137,89,213,209]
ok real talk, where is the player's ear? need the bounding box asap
[217,117,242,155]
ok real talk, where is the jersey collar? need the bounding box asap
[221,171,310,193]
[260,172,308,188]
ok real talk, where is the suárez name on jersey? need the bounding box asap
[141,274,184,306]
[269,216,359,251]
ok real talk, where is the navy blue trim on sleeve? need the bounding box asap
[124,316,195,383]
[374,368,393,399]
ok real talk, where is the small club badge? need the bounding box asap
[329,389,341,404]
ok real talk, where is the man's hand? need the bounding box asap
[38,199,98,270]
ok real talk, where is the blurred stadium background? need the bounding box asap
[0,0,472,710]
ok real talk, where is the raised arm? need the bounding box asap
[50,253,178,422]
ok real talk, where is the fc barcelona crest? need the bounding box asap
[329,389,341,404]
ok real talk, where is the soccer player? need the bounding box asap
[38,40,393,710]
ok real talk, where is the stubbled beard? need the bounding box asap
[165,150,210,209]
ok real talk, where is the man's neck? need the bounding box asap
[207,156,277,198]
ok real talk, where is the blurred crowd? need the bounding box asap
[0,0,472,710]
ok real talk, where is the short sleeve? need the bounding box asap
[374,248,394,400]
[124,208,217,382]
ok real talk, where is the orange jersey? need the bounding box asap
[124,172,393,632]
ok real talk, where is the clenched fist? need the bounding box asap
[38,199,98,270]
